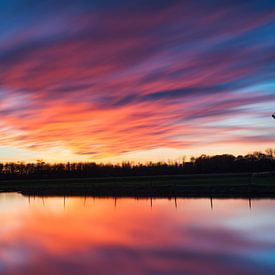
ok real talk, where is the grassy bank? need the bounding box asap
[0,173,275,198]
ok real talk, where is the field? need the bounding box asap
[0,173,275,198]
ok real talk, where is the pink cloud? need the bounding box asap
[0,1,274,160]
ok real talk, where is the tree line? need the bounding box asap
[0,149,275,180]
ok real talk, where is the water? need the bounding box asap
[0,193,274,275]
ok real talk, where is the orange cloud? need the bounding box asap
[0,1,275,161]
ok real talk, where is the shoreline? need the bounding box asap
[0,173,274,198]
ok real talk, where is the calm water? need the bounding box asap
[0,193,275,275]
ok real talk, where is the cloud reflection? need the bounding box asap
[0,195,275,274]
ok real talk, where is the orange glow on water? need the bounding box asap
[0,194,275,274]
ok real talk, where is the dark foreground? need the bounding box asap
[1,173,275,198]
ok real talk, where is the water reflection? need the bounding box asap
[23,195,257,211]
[0,193,274,275]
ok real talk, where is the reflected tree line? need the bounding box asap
[0,149,275,180]
[24,195,255,211]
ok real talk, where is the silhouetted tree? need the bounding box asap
[0,149,274,180]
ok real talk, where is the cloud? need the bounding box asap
[0,0,274,160]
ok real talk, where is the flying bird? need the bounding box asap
[272,113,275,119]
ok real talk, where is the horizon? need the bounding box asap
[0,147,274,165]
[1,0,275,163]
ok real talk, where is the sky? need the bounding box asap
[0,0,275,163]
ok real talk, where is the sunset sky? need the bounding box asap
[0,0,275,163]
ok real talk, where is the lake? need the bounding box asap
[0,193,274,274]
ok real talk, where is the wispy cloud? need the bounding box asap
[0,0,274,160]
